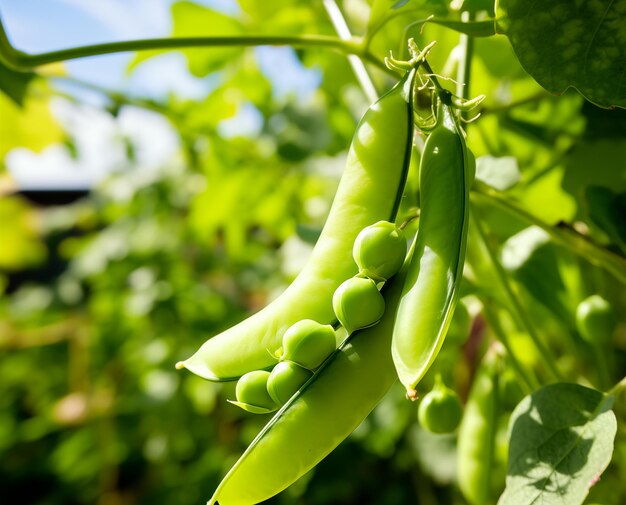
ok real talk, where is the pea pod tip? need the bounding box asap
[175,359,223,381]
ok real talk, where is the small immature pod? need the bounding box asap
[353,221,406,282]
[332,276,385,334]
[267,361,313,405]
[576,294,617,344]
[417,375,463,434]
[281,319,337,371]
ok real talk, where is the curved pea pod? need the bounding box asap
[208,242,416,505]
[177,69,417,381]
[391,96,471,397]
[457,349,500,505]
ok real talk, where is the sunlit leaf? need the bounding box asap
[475,155,520,190]
[499,383,617,505]
[0,91,63,167]
[501,226,577,328]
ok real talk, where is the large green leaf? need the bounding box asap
[499,0,626,109]
[499,383,617,505]
[0,92,63,166]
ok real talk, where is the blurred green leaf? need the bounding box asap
[0,196,46,270]
[0,91,63,165]
[501,226,578,328]
[475,155,520,190]
[0,60,35,106]
[584,186,626,255]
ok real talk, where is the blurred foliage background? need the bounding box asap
[1,1,625,504]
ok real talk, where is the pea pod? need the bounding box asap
[208,241,417,505]
[177,68,417,381]
[391,93,470,397]
[457,349,500,505]
[417,375,463,434]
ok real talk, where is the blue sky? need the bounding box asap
[0,0,320,100]
[0,0,324,189]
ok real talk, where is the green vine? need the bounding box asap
[0,15,390,75]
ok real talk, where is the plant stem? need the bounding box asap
[471,185,626,285]
[456,10,474,111]
[0,15,390,74]
[607,376,626,397]
[480,90,551,115]
[471,212,564,382]
[323,0,379,103]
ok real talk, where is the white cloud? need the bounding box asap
[7,98,180,190]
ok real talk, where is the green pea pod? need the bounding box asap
[177,69,417,381]
[208,241,417,505]
[391,94,470,396]
[457,349,500,505]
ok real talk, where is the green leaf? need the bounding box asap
[499,0,626,109]
[0,196,47,270]
[239,0,323,34]
[295,223,321,245]
[368,0,405,31]
[584,186,626,255]
[0,91,63,165]
[499,383,617,505]
[130,1,244,77]
[564,138,626,192]
[0,60,34,106]
[475,155,520,190]
[501,226,577,328]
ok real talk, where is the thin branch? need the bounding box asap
[472,212,564,382]
[471,185,626,285]
[0,15,389,74]
[323,0,379,103]
[481,302,538,393]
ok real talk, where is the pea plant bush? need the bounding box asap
[0,1,625,504]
